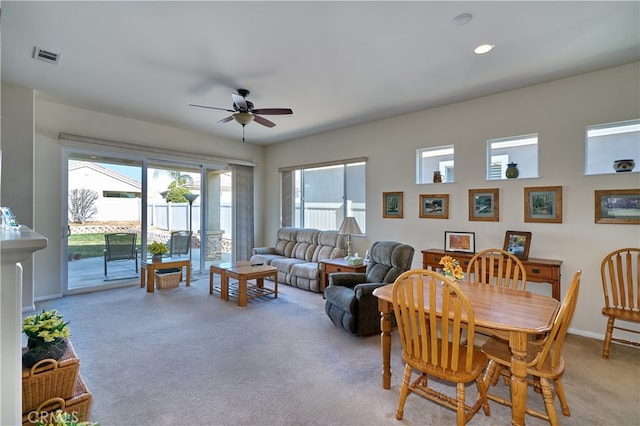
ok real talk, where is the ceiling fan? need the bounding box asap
[189,89,293,141]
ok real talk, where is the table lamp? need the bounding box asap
[338,217,362,259]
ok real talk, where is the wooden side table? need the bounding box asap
[319,258,368,296]
[421,249,563,300]
[209,260,251,297]
[141,258,191,293]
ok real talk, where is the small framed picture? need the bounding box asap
[469,188,499,221]
[525,186,562,223]
[444,231,476,253]
[383,192,403,219]
[419,194,449,219]
[595,189,640,224]
[503,230,532,260]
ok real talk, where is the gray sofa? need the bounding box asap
[250,227,346,293]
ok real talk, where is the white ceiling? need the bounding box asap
[2,1,639,145]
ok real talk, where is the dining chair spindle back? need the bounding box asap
[392,269,490,425]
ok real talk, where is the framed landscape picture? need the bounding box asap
[419,194,449,219]
[469,188,499,221]
[503,230,532,260]
[444,231,475,253]
[595,189,640,224]
[525,186,562,223]
[383,191,403,218]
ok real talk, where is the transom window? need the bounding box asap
[417,145,455,183]
[585,119,640,175]
[487,134,538,180]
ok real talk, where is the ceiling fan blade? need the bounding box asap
[189,104,234,112]
[232,93,248,111]
[253,115,276,128]
[252,108,293,115]
[217,116,234,124]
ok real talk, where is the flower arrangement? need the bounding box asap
[439,255,464,280]
[23,309,70,348]
[148,241,169,256]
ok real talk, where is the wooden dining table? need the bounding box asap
[373,280,560,426]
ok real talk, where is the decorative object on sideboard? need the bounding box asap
[613,159,635,172]
[505,162,520,178]
[338,216,362,259]
[503,230,532,260]
[444,231,476,253]
[433,170,443,183]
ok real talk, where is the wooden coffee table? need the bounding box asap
[222,264,278,307]
[209,260,251,297]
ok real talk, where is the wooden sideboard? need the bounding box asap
[422,249,563,300]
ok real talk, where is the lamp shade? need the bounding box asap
[184,193,199,204]
[338,217,362,236]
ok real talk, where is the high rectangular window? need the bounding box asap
[417,145,455,183]
[487,134,538,180]
[585,119,639,175]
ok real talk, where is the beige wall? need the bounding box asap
[1,62,639,339]
[262,62,640,340]
[22,94,264,302]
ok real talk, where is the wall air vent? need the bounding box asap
[32,46,60,64]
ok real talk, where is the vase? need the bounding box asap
[433,171,443,183]
[22,338,68,368]
[613,159,635,172]
[152,254,163,262]
[506,162,519,179]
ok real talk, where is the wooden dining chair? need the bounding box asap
[392,269,490,425]
[600,248,640,359]
[466,248,527,340]
[481,270,582,426]
[466,248,527,290]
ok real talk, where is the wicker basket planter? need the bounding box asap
[155,267,182,289]
[22,340,79,413]
[22,374,92,425]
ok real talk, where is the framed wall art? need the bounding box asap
[525,186,562,223]
[444,231,476,253]
[503,230,532,260]
[469,188,499,221]
[595,189,640,224]
[419,194,449,219]
[383,191,403,219]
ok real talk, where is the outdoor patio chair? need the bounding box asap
[169,230,192,257]
[104,233,138,278]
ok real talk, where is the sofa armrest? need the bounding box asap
[251,247,276,256]
[328,272,367,289]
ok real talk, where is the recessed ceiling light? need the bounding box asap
[453,13,473,26]
[474,44,495,55]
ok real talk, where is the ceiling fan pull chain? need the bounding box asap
[242,125,246,142]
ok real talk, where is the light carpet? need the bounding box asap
[29,276,639,426]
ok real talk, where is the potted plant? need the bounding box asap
[22,309,71,367]
[148,241,168,262]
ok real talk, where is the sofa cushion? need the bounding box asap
[313,230,346,261]
[290,262,321,280]
[271,257,307,274]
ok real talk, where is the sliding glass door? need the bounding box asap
[64,149,234,293]
[66,153,142,291]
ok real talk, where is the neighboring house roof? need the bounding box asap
[68,161,141,190]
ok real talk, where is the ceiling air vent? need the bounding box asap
[32,46,60,65]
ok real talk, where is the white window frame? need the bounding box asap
[487,134,538,180]
[417,145,455,184]
[585,119,640,175]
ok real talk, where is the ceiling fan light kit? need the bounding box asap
[189,88,293,142]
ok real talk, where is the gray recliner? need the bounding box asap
[324,241,415,336]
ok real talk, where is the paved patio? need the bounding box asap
[67,249,232,291]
